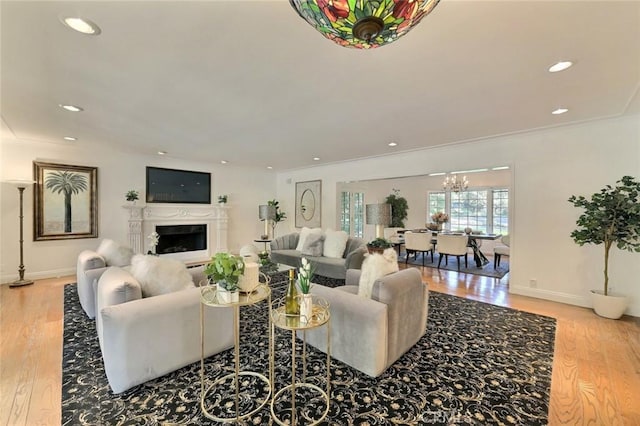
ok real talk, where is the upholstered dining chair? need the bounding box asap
[404,231,434,266]
[384,227,404,243]
[436,234,468,270]
[493,234,510,268]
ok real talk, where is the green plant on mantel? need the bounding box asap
[204,252,245,291]
[568,175,640,295]
[125,190,139,202]
[385,189,408,228]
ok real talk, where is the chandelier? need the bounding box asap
[289,0,441,49]
[443,174,468,192]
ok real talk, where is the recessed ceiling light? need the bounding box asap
[63,136,77,141]
[552,108,569,115]
[221,160,228,164]
[388,142,398,147]
[267,166,273,170]
[59,104,83,112]
[157,150,167,155]
[313,157,320,161]
[61,16,101,35]
[548,61,573,73]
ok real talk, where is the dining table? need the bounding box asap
[402,230,501,268]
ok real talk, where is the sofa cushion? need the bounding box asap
[295,227,323,251]
[130,254,195,297]
[323,229,349,258]
[300,232,324,256]
[97,239,134,267]
[358,248,399,298]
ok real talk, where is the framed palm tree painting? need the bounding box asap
[33,162,98,240]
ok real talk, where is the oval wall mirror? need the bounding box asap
[300,189,316,221]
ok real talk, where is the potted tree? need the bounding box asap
[367,237,394,254]
[385,189,408,228]
[568,175,640,319]
[204,252,245,304]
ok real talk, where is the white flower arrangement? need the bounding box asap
[148,231,160,254]
[297,257,315,294]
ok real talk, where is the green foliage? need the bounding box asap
[126,190,139,201]
[568,176,640,295]
[385,189,408,228]
[218,194,228,203]
[204,252,245,291]
[368,237,393,249]
[268,199,287,223]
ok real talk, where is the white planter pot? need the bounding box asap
[299,294,313,324]
[591,290,628,319]
[217,288,239,304]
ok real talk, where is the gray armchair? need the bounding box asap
[302,268,428,377]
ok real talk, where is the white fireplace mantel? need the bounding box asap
[123,203,229,260]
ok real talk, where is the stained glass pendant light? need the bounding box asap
[289,0,441,49]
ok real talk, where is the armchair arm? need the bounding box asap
[302,284,389,377]
[76,250,108,319]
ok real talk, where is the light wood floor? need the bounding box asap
[1,267,639,426]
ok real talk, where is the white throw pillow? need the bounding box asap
[300,233,324,256]
[358,248,399,299]
[129,254,195,297]
[323,229,349,258]
[295,227,323,251]
[97,239,134,267]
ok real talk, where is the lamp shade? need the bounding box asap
[366,203,391,225]
[258,205,277,221]
[289,0,440,49]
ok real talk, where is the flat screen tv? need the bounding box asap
[146,167,211,204]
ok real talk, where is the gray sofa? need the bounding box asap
[269,232,367,279]
[302,268,428,377]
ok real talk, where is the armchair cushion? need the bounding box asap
[130,254,195,297]
[96,239,134,267]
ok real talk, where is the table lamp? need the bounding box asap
[258,205,276,239]
[366,203,391,239]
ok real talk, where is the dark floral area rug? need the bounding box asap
[62,283,554,425]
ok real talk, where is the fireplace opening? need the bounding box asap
[155,224,206,254]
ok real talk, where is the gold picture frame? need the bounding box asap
[295,180,321,228]
[33,161,98,240]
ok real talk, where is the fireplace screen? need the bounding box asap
[155,224,206,254]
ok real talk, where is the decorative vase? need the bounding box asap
[299,294,313,324]
[217,287,239,304]
[436,223,443,231]
[367,245,386,254]
[591,290,628,319]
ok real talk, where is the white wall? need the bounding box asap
[275,115,640,316]
[0,137,277,282]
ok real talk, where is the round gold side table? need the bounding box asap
[270,296,330,426]
[200,283,272,423]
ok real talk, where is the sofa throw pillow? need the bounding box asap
[97,239,134,267]
[323,229,349,258]
[130,254,195,297]
[358,248,399,299]
[295,227,323,252]
[301,233,324,256]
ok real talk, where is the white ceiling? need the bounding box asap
[1,1,639,171]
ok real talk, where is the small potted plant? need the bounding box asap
[204,252,245,304]
[297,257,315,324]
[367,237,394,254]
[568,176,640,319]
[218,195,228,205]
[126,190,139,204]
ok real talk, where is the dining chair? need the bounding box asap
[404,231,434,267]
[436,234,468,271]
[493,235,510,268]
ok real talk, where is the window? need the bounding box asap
[340,191,364,237]
[427,188,509,234]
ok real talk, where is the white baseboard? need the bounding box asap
[509,285,591,309]
[1,267,76,285]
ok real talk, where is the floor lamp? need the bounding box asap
[7,179,36,287]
